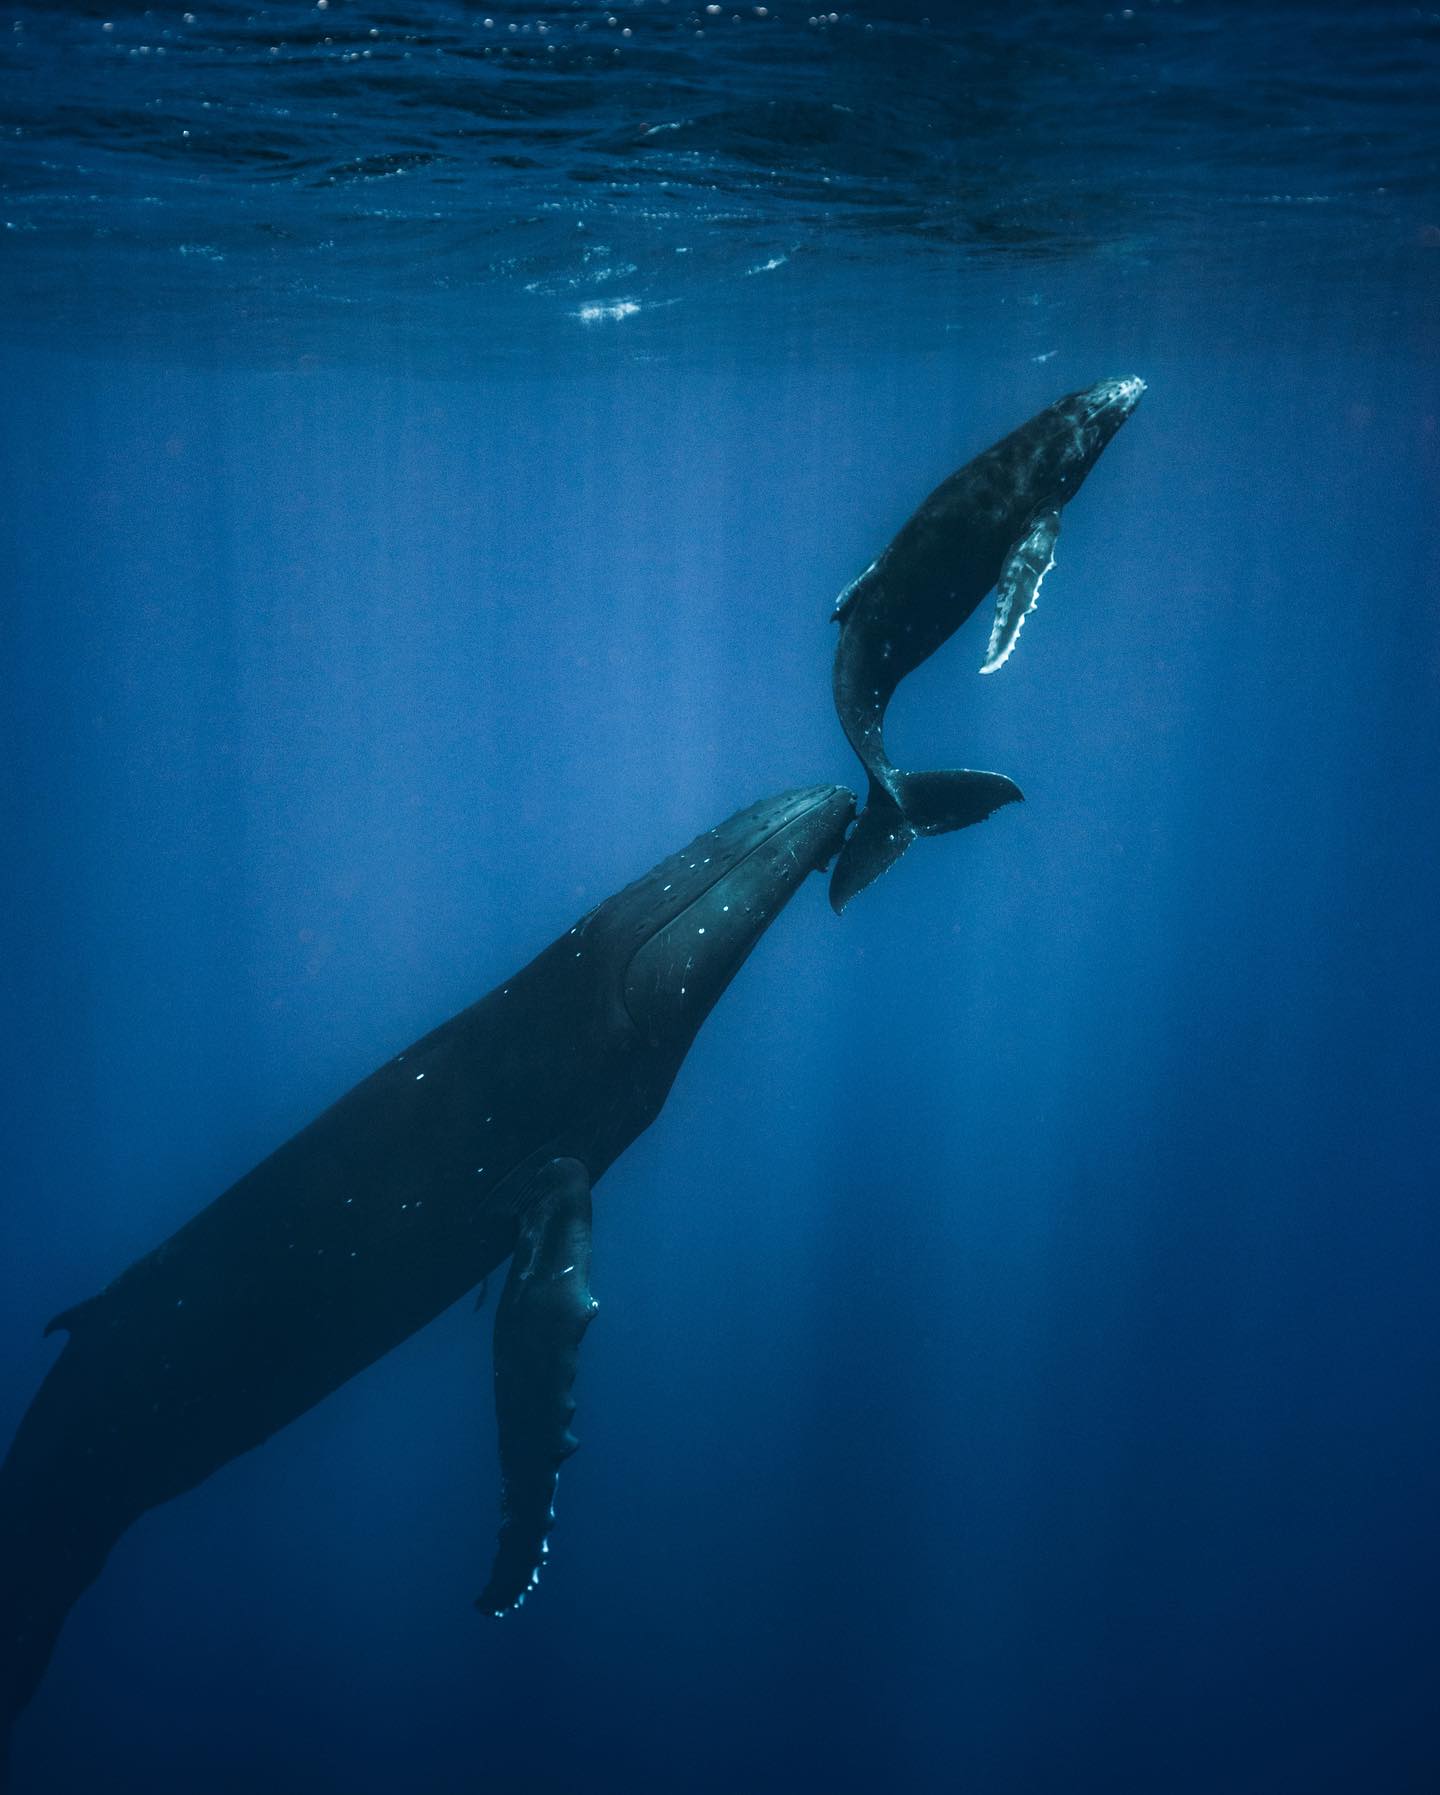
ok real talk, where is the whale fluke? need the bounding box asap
[0,1315,144,1773]
[829,769,1022,913]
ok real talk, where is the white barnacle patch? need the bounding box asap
[415,1072,425,1081]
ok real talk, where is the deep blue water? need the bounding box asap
[3,4,1439,1792]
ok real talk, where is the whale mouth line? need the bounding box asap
[620,784,854,1038]
[671,786,843,910]
[621,785,848,975]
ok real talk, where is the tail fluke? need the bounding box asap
[891,768,1024,836]
[828,781,914,916]
[1,1326,160,1769]
[829,769,1022,913]
[0,1483,119,1771]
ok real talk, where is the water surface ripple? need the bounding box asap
[3,1,1438,359]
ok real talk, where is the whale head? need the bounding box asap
[594,785,855,1051]
[1002,375,1146,518]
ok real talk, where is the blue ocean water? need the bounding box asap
[2,3,1438,1791]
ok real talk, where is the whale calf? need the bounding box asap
[829,377,1144,912]
[0,785,855,1762]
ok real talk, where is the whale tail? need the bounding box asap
[829,768,1022,914]
[0,1333,150,1774]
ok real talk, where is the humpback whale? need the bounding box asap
[828,376,1144,912]
[0,785,855,1761]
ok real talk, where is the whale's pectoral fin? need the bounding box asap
[479,1157,598,1617]
[981,508,1061,674]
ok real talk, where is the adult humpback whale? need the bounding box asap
[0,785,855,1763]
[829,377,1144,912]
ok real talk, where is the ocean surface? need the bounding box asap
[2,3,1438,1791]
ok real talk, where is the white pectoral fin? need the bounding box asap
[980,509,1061,674]
[479,1157,598,1617]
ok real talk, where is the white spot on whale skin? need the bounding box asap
[415,1072,425,1081]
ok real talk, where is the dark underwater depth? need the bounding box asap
[2,4,1438,1792]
